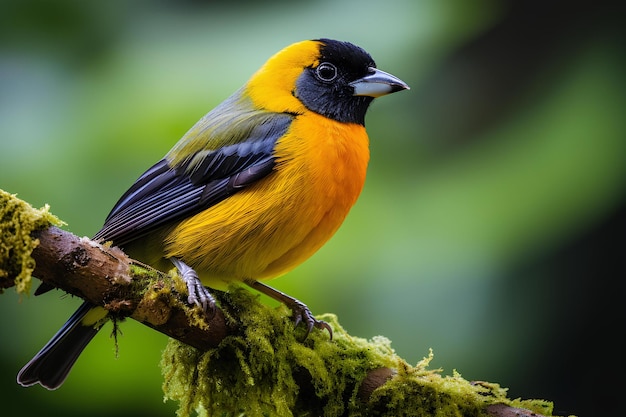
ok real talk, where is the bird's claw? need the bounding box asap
[291,299,333,340]
[243,280,332,340]
[171,258,217,319]
[185,276,217,318]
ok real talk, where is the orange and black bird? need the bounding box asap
[17,38,409,389]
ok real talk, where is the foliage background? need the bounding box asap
[1,1,623,416]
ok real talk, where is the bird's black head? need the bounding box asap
[295,39,408,125]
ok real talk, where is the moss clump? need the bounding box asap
[130,263,213,331]
[161,288,556,417]
[0,189,64,294]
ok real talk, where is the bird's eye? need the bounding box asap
[315,62,338,82]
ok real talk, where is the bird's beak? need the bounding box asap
[350,68,409,98]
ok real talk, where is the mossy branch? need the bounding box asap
[1,190,570,417]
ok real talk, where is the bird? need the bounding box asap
[17,38,409,390]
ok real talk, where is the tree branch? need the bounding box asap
[1,190,566,417]
[28,226,230,349]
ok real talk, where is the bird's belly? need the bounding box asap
[164,114,369,289]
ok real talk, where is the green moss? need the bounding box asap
[0,189,64,295]
[128,263,213,331]
[161,288,557,417]
[128,262,167,298]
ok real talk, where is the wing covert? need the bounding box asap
[94,112,292,246]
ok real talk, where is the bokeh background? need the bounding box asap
[1,1,624,416]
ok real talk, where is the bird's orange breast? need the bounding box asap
[163,111,369,289]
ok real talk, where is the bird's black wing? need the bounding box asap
[94,114,292,246]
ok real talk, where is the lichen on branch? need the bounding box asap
[161,288,555,417]
[0,189,64,294]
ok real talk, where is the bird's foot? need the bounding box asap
[290,299,333,340]
[170,258,216,318]
[245,280,332,340]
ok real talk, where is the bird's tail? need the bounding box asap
[17,301,108,390]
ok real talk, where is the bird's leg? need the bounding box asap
[245,279,332,340]
[170,258,216,318]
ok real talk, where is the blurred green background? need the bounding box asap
[1,1,624,416]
